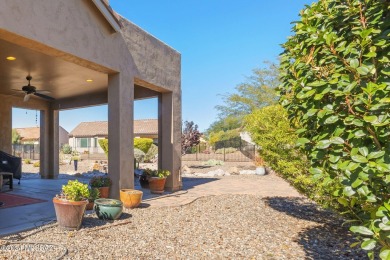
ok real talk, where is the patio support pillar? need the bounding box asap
[0,102,12,154]
[108,73,134,199]
[158,91,182,192]
[40,108,59,179]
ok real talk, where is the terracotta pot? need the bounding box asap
[94,199,123,220]
[53,197,88,230]
[148,177,166,194]
[86,201,94,210]
[120,189,143,209]
[98,187,110,198]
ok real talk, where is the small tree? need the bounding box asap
[181,121,201,155]
[12,129,21,144]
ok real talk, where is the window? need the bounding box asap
[77,138,90,148]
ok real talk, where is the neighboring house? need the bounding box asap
[15,127,69,146]
[69,119,158,154]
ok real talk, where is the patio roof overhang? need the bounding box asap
[0,0,182,197]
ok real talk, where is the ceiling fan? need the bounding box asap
[15,76,55,102]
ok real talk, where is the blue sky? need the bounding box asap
[13,0,313,132]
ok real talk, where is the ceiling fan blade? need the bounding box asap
[24,94,31,102]
[34,92,55,101]
[11,89,24,92]
[35,90,51,94]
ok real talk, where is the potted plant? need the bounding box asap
[139,168,154,189]
[148,169,171,194]
[53,180,90,230]
[255,157,266,175]
[94,198,123,220]
[86,187,100,210]
[120,189,143,209]
[90,176,112,198]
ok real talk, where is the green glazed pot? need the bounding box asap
[94,198,123,220]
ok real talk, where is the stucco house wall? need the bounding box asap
[0,0,182,196]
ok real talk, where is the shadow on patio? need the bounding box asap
[264,197,366,259]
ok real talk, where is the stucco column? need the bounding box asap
[39,108,59,179]
[108,73,134,199]
[158,91,182,192]
[0,102,12,154]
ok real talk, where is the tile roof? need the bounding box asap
[15,126,69,141]
[15,127,40,141]
[69,119,158,137]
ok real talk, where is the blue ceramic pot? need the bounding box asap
[94,198,123,220]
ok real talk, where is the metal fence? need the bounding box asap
[182,138,256,162]
[12,144,40,160]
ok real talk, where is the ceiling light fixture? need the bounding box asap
[6,56,16,61]
[86,79,93,82]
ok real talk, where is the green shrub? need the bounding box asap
[98,139,108,156]
[33,161,40,167]
[134,138,153,154]
[134,148,145,164]
[145,144,158,162]
[244,105,335,206]
[61,144,72,154]
[203,159,224,166]
[215,147,237,154]
[279,1,390,257]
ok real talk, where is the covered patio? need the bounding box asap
[0,0,182,198]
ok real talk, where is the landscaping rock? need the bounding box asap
[181,165,193,174]
[228,166,239,175]
[239,170,256,175]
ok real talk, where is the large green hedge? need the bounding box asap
[244,105,337,206]
[279,0,390,258]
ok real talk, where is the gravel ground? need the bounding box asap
[1,194,366,259]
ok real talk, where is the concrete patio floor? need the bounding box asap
[0,173,302,237]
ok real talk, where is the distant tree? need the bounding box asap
[215,61,279,121]
[12,129,21,144]
[205,116,241,137]
[181,121,201,155]
[206,62,280,139]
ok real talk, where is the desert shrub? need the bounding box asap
[33,161,40,167]
[244,105,335,206]
[203,159,224,166]
[145,144,158,163]
[134,138,153,154]
[98,139,108,155]
[215,147,237,154]
[279,0,390,257]
[61,144,72,154]
[24,158,31,164]
[134,148,145,164]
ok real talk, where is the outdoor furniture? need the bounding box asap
[0,172,13,191]
[0,150,21,184]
